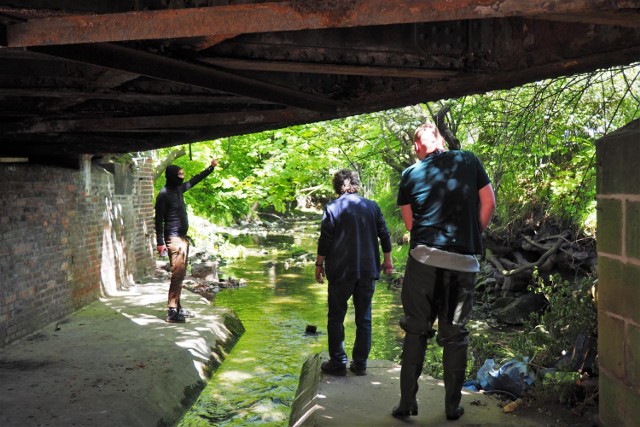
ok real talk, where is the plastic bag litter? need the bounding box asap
[472,358,535,397]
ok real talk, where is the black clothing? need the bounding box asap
[165,165,184,187]
[155,165,213,246]
[317,193,392,283]
[394,148,492,419]
[317,192,392,369]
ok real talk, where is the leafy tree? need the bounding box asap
[151,63,640,235]
[449,64,640,233]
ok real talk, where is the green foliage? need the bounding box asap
[511,273,597,369]
[467,272,597,391]
[469,331,519,374]
[469,273,597,379]
[450,64,640,233]
[151,64,640,237]
[422,344,445,379]
[536,370,586,407]
[148,66,637,411]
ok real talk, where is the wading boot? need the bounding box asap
[392,333,427,418]
[443,342,468,421]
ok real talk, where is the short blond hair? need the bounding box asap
[413,122,440,143]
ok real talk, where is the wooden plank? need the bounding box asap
[4,0,640,48]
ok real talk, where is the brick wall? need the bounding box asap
[596,118,640,426]
[0,158,155,346]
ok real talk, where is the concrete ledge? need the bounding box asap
[289,352,323,426]
[0,281,243,427]
[290,357,551,427]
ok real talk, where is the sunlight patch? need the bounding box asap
[218,370,253,382]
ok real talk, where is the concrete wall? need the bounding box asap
[0,158,155,346]
[596,118,640,426]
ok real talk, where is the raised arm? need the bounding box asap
[184,158,219,190]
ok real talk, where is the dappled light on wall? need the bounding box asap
[100,196,135,296]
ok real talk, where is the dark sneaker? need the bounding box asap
[321,360,347,376]
[178,308,195,318]
[349,361,367,376]
[166,308,186,323]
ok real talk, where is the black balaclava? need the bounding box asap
[165,165,184,187]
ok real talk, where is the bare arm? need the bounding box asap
[382,252,394,274]
[400,204,413,231]
[478,183,496,232]
[314,255,326,284]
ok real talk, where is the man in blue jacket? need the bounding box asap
[155,158,218,323]
[315,169,394,376]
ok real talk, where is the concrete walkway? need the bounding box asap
[2,278,566,427]
[0,280,242,427]
[290,354,555,427]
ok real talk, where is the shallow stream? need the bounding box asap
[180,221,405,426]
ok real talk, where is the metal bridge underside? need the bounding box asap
[1,1,639,162]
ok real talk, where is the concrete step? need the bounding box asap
[290,355,551,427]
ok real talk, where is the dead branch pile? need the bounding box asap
[475,224,597,325]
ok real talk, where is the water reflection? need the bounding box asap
[180,222,404,426]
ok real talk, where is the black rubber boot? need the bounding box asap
[393,333,427,417]
[443,342,468,420]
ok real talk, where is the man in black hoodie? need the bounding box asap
[155,158,218,323]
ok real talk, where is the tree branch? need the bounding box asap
[503,237,564,277]
[153,147,187,180]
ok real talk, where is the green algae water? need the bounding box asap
[180,221,405,426]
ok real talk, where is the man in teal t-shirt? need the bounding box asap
[392,123,495,421]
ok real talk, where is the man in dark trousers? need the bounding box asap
[392,123,495,421]
[155,158,218,323]
[315,169,394,376]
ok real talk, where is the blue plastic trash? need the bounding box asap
[475,357,534,397]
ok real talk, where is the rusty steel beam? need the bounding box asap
[2,108,315,134]
[355,45,640,116]
[0,88,267,105]
[28,43,342,114]
[4,0,640,48]
[200,57,461,79]
[531,11,640,26]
